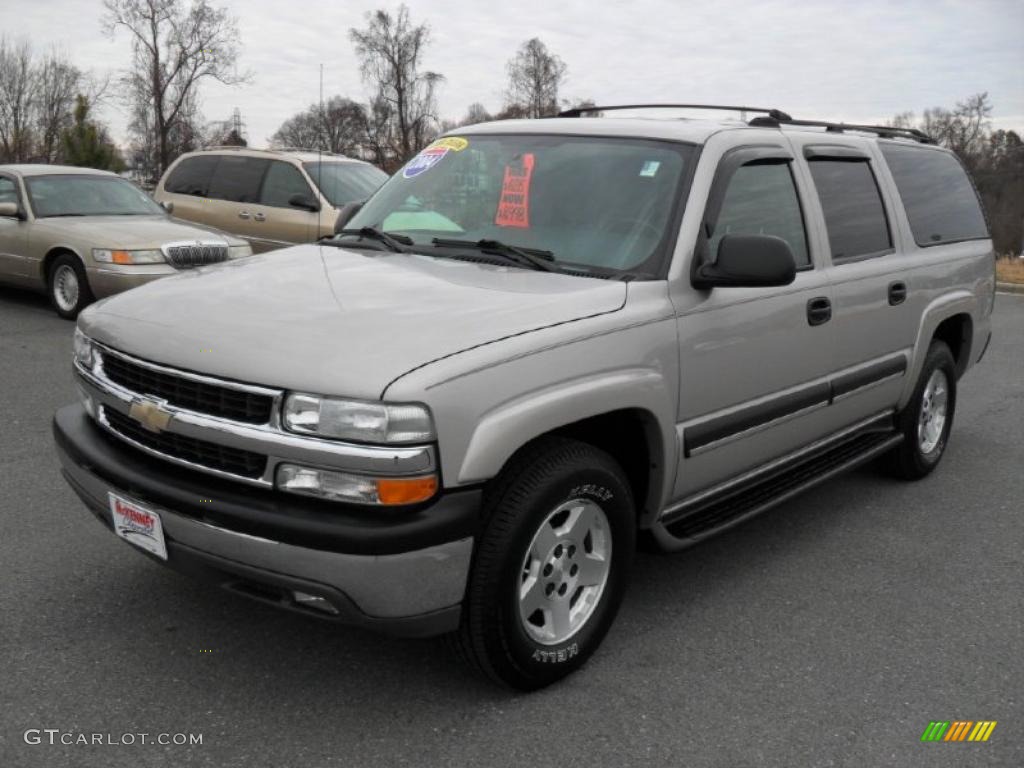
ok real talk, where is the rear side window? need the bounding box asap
[260,161,314,208]
[207,156,269,203]
[808,159,891,261]
[710,162,810,267]
[163,155,219,196]
[880,144,989,246]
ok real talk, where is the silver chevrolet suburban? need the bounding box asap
[54,105,995,690]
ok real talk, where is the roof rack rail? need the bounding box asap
[748,114,934,144]
[557,103,793,120]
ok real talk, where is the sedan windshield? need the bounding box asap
[25,175,165,218]
[303,162,388,207]
[347,134,694,276]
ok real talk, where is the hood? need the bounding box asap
[80,243,627,399]
[36,214,246,248]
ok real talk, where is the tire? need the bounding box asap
[883,340,957,480]
[452,436,635,690]
[48,253,94,320]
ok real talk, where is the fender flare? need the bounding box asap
[900,289,975,409]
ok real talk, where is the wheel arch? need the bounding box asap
[900,291,976,409]
[41,245,87,284]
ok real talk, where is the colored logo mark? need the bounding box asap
[920,721,997,742]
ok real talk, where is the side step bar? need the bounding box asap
[651,429,903,551]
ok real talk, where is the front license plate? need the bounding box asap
[109,492,168,560]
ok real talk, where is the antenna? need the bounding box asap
[317,63,324,241]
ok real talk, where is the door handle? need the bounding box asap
[253,212,266,222]
[888,281,907,305]
[806,296,832,326]
[238,211,250,220]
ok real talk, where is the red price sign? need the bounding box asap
[495,153,535,228]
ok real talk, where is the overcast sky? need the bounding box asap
[10,0,1024,147]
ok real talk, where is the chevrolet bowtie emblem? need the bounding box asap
[128,399,174,433]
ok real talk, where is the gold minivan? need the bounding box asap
[154,148,388,252]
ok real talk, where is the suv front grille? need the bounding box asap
[103,407,267,479]
[101,352,273,424]
[164,242,229,269]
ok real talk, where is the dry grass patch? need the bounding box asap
[996,257,1024,284]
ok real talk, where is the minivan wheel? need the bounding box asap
[883,340,957,480]
[452,437,635,690]
[48,254,94,320]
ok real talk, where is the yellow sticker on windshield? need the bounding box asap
[432,136,469,152]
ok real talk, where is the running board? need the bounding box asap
[651,430,903,551]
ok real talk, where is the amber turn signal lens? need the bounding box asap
[376,475,438,505]
[110,250,134,264]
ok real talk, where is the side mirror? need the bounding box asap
[334,201,363,234]
[0,201,22,218]
[693,234,797,288]
[159,200,174,214]
[288,193,320,212]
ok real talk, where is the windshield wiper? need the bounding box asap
[431,238,558,272]
[332,227,413,253]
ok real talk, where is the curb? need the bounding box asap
[996,282,1024,295]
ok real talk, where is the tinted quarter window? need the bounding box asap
[164,155,219,196]
[710,162,809,267]
[260,161,314,208]
[880,144,989,246]
[207,156,269,203]
[808,159,891,261]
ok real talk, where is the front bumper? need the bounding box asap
[54,403,479,637]
[86,264,177,299]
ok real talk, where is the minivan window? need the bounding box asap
[880,144,989,247]
[303,162,387,207]
[261,161,314,208]
[808,159,891,261]
[710,162,810,267]
[164,155,219,196]
[207,156,269,203]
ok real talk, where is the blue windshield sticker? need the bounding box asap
[402,146,450,179]
[639,160,661,178]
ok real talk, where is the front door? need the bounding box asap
[670,138,837,500]
[0,174,29,281]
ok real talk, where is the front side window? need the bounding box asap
[304,162,388,207]
[808,159,891,261]
[0,176,18,207]
[261,161,314,208]
[349,134,694,276]
[710,161,810,266]
[880,143,989,246]
[25,175,165,218]
[207,157,269,203]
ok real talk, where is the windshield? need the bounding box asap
[348,134,693,276]
[25,175,165,218]
[303,162,388,207]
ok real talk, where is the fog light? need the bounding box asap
[292,591,339,615]
[276,464,438,506]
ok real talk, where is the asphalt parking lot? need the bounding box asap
[0,287,1021,768]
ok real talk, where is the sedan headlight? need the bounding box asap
[228,243,253,259]
[282,393,435,444]
[92,248,166,265]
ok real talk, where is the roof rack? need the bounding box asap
[558,103,793,120]
[748,114,934,144]
[198,145,352,156]
[556,103,935,144]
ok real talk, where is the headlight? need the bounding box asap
[282,393,434,444]
[73,328,96,370]
[228,243,253,259]
[276,464,438,505]
[92,248,166,265]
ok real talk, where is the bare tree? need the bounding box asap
[104,0,248,177]
[0,38,35,162]
[34,49,83,163]
[349,5,444,167]
[504,38,567,119]
[271,97,368,156]
[893,93,993,170]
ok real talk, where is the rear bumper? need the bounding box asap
[54,403,479,637]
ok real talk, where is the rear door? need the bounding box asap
[246,160,322,249]
[0,173,29,280]
[788,135,915,417]
[204,156,271,249]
